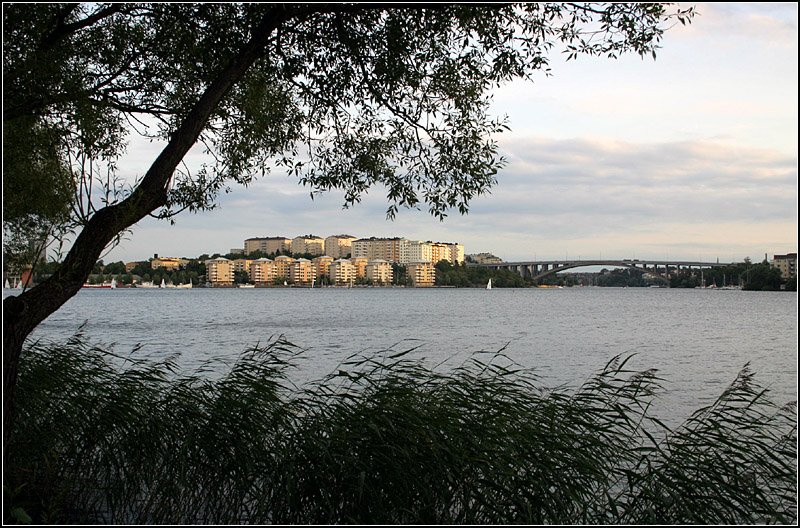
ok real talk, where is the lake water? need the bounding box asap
[8,286,798,428]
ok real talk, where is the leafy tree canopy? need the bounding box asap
[4,3,695,222]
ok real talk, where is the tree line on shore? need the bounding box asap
[27,257,795,291]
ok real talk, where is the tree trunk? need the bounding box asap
[2,7,290,456]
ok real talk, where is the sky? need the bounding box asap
[99,2,797,264]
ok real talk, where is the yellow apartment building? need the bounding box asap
[329,259,356,285]
[291,235,325,256]
[151,256,189,270]
[205,257,234,287]
[249,258,275,286]
[290,258,314,285]
[449,243,465,265]
[232,258,253,275]
[325,235,357,258]
[350,257,369,278]
[244,237,291,255]
[351,237,405,262]
[366,259,393,285]
[313,255,334,279]
[407,261,435,287]
[273,255,294,280]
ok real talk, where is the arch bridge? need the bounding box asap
[469,259,732,282]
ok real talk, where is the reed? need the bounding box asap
[5,333,797,524]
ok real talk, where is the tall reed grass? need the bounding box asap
[5,332,797,524]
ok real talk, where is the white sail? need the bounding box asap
[486,279,492,290]
[110,278,117,289]
[4,279,10,289]
[160,278,166,288]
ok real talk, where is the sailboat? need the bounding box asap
[486,278,492,290]
[4,279,10,289]
[160,278,166,288]
[110,278,117,289]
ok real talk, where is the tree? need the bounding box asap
[2,2,694,450]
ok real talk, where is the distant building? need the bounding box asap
[325,235,357,259]
[273,255,294,280]
[249,258,275,286]
[772,253,797,279]
[468,253,503,265]
[329,259,356,285]
[403,241,432,264]
[205,257,233,286]
[290,258,314,285]
[366,259,393,285]
[151,256,189,270]
[312,255,334,279]
[232,258,253,275]
[350,257,369,279]
[407,261,435,287]
[244,237,291,256]
[229,248,245,255]
[125,261,143,273]
[352,237,405,262]
[291,235,325,256]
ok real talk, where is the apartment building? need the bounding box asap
[232,258,253,275]
[205,257,234,286]
[350,256,369,279]
[366,259,394,285]
[325,235,357,259]
[151,255,189,270]
[273,255,294,280]
[244,237,291,256]
[449,243,465,264]
[352,237,405,262]
[291,235,325,256]
[249,258,276,286]
[403,241,432,264]
[407,261,435,287]
[313,255,334,279]
[772,253,797,279]
[290,258,314,285]
[329,259,356,285]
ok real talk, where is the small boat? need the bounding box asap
[160,278,166,288]
[486,279,492,290]
[4,279,10,289]
[110,278,117,289]
[238,284,255,288]
[176,280,193,289]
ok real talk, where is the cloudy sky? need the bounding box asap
[102,2,797,264]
